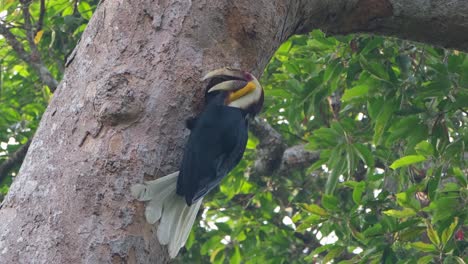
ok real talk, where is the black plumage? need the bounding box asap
[176,92,249,205]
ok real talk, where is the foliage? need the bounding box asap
[0,0,98,194]
[181,31,467,263]
[0,2,466,263]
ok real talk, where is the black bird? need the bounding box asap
[132,68,264,258]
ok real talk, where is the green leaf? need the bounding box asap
[452,167,467,187]
[420,78,450,97]
[348,222,366,242]
[362,223,384,237]
[396,192,420,210]
[360,56,389,80]
[237,231,246,242]
[285,79,303,94]
[284,62,301,75]
[424,196,459,223]
[381,246,397,264]
[360,37,384,54]
[300,204,329,216]
[390,155,426,169]
[322,195,340,211]
[345,144,357,178]
[342,85,369,101]
[210,246,225,264]
[308,127,340,149]
[323,247,343,263]
[372,100,395,145]
[353,192,367,209]
[417,255,435,264]
[296,215,322,232]
[311,244,335,255]
[78,1,93,20]
[415,141,434,157]
[383,208,417,218]
[426,220,441,247]
[351,181,366,204]
[185,230,195,250]
[201,236,222,255]
[338,260,357,264]
[325,149,346,194]
[230,245,241,264]
[399,227,425,241]
[453,256,467,264]
[246,137,258,150]
[276,40,292,55]
[410,242,437,253]
[306,157,326,174]
[62,6,74,16]
[367,97,384,120]
[441,217,458,246]
[353,143,375,168]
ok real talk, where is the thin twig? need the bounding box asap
[35,0,46,35]
[73,0,79,15]
[21,0,44,67]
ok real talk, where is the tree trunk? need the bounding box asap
[0,0,293,262]
[0,0,467,262]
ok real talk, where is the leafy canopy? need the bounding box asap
[0,0,98,193]
[183,32,467,264]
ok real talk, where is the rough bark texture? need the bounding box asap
[303,0,468,52]
[0,0,467,263]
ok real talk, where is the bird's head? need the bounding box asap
[202,68,264,115]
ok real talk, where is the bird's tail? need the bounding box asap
[131,172,203,258]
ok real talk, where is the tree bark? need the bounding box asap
[0,0,467,263]
[300,0,468,52]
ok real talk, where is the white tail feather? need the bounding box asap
[168,198,202,258]
[131,172,202,258]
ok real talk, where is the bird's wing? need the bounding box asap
[177,105,248,205]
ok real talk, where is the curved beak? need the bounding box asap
[207,80,249,93]
[226,82,256,102]
[203,68,257,98]
[201,68,247,81]
[202,67,263,113]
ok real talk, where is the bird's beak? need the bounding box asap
[207,80,249,93]
[204,68,257,100]
[227,81,256,102]
[203,67,264,113]
[201,68,246,81]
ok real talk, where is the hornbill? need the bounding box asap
[131,68,264,258]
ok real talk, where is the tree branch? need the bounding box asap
[20,0,35,44]
[0,140,31,182]
[0,3,58,91]
[279,144,320,174]
[250,117,287,175]
[35,0,46,35]
[298,0,468,52]
[249,117,320,177]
